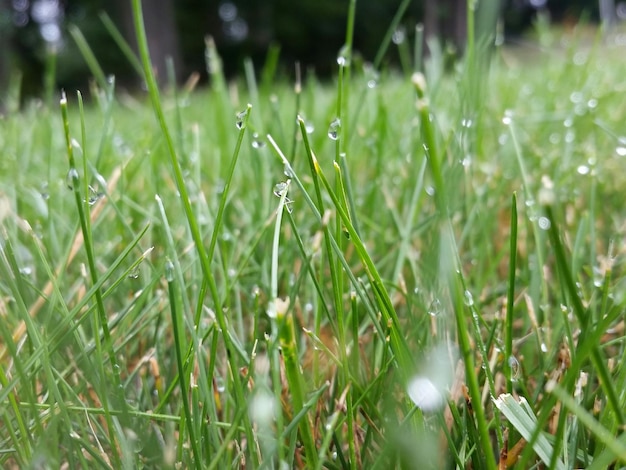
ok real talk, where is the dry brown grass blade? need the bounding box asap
[0,164,124,363]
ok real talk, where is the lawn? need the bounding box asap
[1,2,626,469]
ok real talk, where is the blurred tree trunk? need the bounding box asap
[424,0,467,50]
[0,0,11,100]
[424,0,501,51]
[116,0,183,84]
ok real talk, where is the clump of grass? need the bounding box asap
[2,1,626,468]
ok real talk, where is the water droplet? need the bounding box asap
[304,302,313,313]
[328,118,341,140]
[235,109,247,129]
[251,132,265,149]
[392,27,406,44]
[215,376,226,393]
[332,451,338,460]
[267,303,277,319]
[563,117,573,128]
[40,182,50,200]
[165,260,175,282]
[538,216,551,230]
[367,79,377,89]
[273,182,288,197]
[66,168,79,190]
[461,118,473,128]
[337,56,347,67]
[283,165,295,178]
[407,376,444,412]
[569,91,583,103]
[428,298,442,316]
[616,147,626,157]
[227,268,236,278]
[463,290,474,307]
[19,266,33,276]
[507,356,520,381]
[549,133,561,144]
[502,110,513,125]
[577,165,590,175]
[461,156,472,168]
[587,98,598,109]
[127,265,140,279]
[85,185,104,205]
[540,343,548,353]
[425,186,435,196]
[565,131,575,143]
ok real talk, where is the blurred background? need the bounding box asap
[0,0,623,101]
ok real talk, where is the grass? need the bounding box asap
[2,1,626,467]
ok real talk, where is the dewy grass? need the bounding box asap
[4,2,626,468]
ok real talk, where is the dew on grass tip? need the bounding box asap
[273,182,288,198]
[235,109,247,129]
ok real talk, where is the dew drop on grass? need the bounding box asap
[502,110,513,125]
[540,343,548,353]
[251,133,265,149]
[616,146,626,156]
[86,185,104,205]
[577,165,590,175]
[40,182,49,200]
[66,168,79,190]
[367,79,377,89]
[328,118,341,140]
[392,27,406,44]
[273,182,288,197]
[463,290,474,307]
[538,216,551,230]
[427,298,442,316]
[569,91,583,103]
[508,356,521,381]
[164,260,175,282]
[235,109,247,129]
[19,266,33,276]
[215,376,225,393]
[425,186,435,196]
[127,265,140,279]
